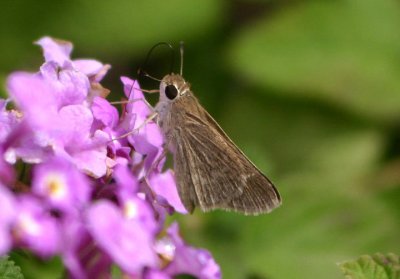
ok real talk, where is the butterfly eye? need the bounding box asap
[165,84,178,100]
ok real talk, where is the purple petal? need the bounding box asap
[86,200,158,274]
[5,132,51,164]
[121,77,144,100]
[113,164,139,193]
[91,96,119,128]
[117,193,159,236]
[6,73,61,162]
[121,77,152,128]
[35,37,73,66]
[120,76,153,120]
[60,216,88,278]
[32,156,91,212]
[149,170,187,214]
[12,195,61,257]
[0,184,16,255]
[144,269,171,279]
[7,72,59,126]
[73,59,103,76]
[129,123,164,154]
[73,60,110,82]
[68,130,108,178]
[127,124,164,179]
[60,215,112,279]
[0,229,11,257]
[119,77,164,173]
[40,62,90,106]
[0,185,16,220]
[162,223,221,279]
[0,99,20,143]
[57,104,93,146]
[119,77,162,147]
[51,105,108,178]
[0,99,6,110]
[0,154,15,186]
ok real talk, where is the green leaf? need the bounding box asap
[339,253,400,279]
[228,0,400,121]
[0,256,24,279]
[9,252,63,279]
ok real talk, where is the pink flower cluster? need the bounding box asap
[0,37,220,279]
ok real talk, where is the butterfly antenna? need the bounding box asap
[126,79,138,100]
[137,68,162,82]
[138,42,175,80]
[179,41,184,76]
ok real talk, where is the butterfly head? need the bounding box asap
[160,74,191,102]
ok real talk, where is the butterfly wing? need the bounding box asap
[170,95,281,215]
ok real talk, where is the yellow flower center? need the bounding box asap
[123,200,138,219]
[18,213,41,236]
[44,174,67,199]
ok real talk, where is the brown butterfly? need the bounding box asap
[139,43,281,215]
[152,72,281,215]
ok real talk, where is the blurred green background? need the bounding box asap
[1,0,400,278]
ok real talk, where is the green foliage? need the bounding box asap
[0,256,24,279]
[339,253,400,279]
[10,252,63,279]
[229,0,400,121]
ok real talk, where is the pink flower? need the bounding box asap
[0,37,221,278]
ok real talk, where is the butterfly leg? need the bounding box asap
[146,146,168,176]
[111,111,158,142]
[141,141,169,192]
[140,146,169,210]
[110,98,153,110]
